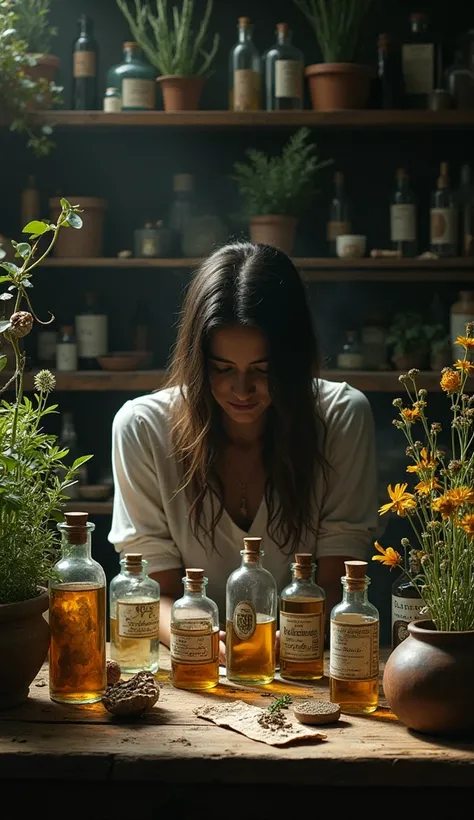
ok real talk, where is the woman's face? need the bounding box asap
[208,325,271,426]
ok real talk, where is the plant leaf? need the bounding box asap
[0,292,13,300]
[23,220,49,236]
[0,355,7,373]
[0,262,20,275]
[0,276,11,284]
[66,212,83,230]
[15,242,31,259]
[0,320,12,334]
[60,198,71,210]
[72,454,93,470]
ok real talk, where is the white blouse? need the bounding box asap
[108,380,378,619]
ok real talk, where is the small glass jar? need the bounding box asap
[134,221,159,257]
[279,553,325,681]
[170,568,219,690]
[103,86,122,112]
[337,330,364,369]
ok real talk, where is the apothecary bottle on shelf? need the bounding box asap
[401,12,440,108]
[390,167,417,258]
[72,14,98,110]
[279,553,325,681]
[337,330,363,370]
[327,171,351,256]
[229,17,261,111]
[49,512,106,704]
[430,162,458,257]
[170,568,219,690]
[75,290,108,369]
[103,86,121,112]
[226,536,277,685]
[56,324,77,372]
[263,22,303,110]
[392,553,424,648]
[329,560,379,714]
[109,553,161,674]
[107,41,156,111]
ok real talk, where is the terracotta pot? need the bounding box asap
[383,620,474,736]
[305,63,373,111]
[249,215,298,255]
[49,197,107,258]
[157,76,204,111]
[392,351,428,371]
[0,589,50,709]
[25,54,61,110]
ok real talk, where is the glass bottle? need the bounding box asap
[134,220,159,257]
[444,46,474,110]
[373,33,405,109]
[49,512,106,704]
[37,318,57,366]
[390,167,417,257]
[103,86,122,112]
[72,14,98,110]
[337,330,363,369]
[109,553,161,674]
[263,22,303,111]
[401,12,441,108]
[56,324,77,372]
[170,568,219,690]
[329,560,379,715]
[229,17,261,111]
[75,290,108,369]
[392,554,424,648]
[107,42,156,111]
[58,411,80,498]
[226,536,277,685]
[279,553,325,681]
[327,171,352,256]
[450,290,474,360]
[169,173,196,255]
[21,174,40,228]
[131,298,153,352]
[457,163,474,257]
[430,162,459,257]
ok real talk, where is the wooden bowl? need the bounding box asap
[98,352,142,371]
[78,484,111,500]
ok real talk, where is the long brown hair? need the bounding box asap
[167,242,327,553]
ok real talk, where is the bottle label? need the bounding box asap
[75,314,108,358]
[392,595,424,646]
[327,220,351,241]
[141,236,158,257]
[280,611,323,661]
[391,204,416,242]
[233,69,260,111]
[117,600,160,638]
[122,78,155,110]
[337,353,364,369]
[451,311,474,356]
[275,60,302,99]
[329,617,379,680]
[233,601,256,641]
[104,96,122,113]
[430,207,458,244]
[73,51,97,78]
[171,620,215,664]
[402,43,434,94]
[56,343,77,372]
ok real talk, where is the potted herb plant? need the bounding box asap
[293,0,377,111]
[386,312,441,372]
[116,0,219,112]
[11,0,62,101]
[232,127,332,255]
[0,199,92,708]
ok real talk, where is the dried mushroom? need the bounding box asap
[106,659,121,685]
[102,670,160,716]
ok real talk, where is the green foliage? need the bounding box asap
[387,312,443,356]
[116,0,219,77]
[11,0,57,54]
[232,127,333,218]
[0,199,92,604]
[293,0,377,63]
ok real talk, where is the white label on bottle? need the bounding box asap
[75,314,107,358]
[280,611,323,662]
[73,51,96,78]
[233,69,260,111]
[275,60,302,99]
[103,96,122,113]
[122,78,155,110]
[451,311,474,357]
[37,330,57,361]
[337,353,364,369]
[141,236,158,257]
[117,600,160,638]
[171,620,215,664]
[392,595,424,626]
[233,601,256,640]
[330,615,379,680]
[56,342,77,372]
[391,204,416,242]
[430,207,458,244]
[402,43,434,94]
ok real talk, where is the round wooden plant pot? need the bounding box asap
[157,76,204,111]
[0,589,50,709]
[249,215,298,255]
[305,63,373,111]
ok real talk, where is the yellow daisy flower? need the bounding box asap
[440,369,462,393]
[458,514,474,536]
[415,477,442,496]
[454,360,474,375]
[455,335,474,351]
[379,483,417,516]
[401,407,421,423]
[372,541,402,570]
[406,447,437,474]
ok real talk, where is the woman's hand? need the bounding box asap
[219,629,281,666]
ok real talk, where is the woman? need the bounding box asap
[108,242,378,661]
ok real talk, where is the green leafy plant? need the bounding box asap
[11,0,57,54]
[116,0,219,77]
[293,0,377,63]
[232,127,333,218]
[387,312,443,357]
[0,199,92,604]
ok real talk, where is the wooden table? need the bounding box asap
[1,646,473,819]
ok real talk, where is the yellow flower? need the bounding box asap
[440,368,462,393]
[454,360,474,375]
[458,514,474,536]
[415,477,442,496]
[401,407,421,423]
[406,447,437,474]
[432,488,474,519]
[379,483,417,516]
[372,541,402,570]
[448,487,474,505]
[455,335,474,351]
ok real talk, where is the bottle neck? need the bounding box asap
[183,580,206,597]
[124,45,138,62]
[238,26,253,43]
[61,536,92,560]
[122,566,146,580]
[277,29,291,45]
[341,580,369,604]
[410,18,427,35]
[241,553,262,568]
[79,18,91,37]
[291,568,315,584]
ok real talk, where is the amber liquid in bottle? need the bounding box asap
[226,615,276,685]
[171,626,219,690]
[329,672,379,713]
[280,598,325,680]
[49,582,106,704]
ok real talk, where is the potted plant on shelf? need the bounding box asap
[293,0,377,111]
[232,127,332,255]
[0,199,92,709]
[116,0,219,112]
[374,331,474,735]
[10,0,62,101]
[386,312,441,372]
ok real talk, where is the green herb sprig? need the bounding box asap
[267,695,292,714]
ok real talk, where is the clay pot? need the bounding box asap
[305,63,373,111]
[49,197,107,258]
[249,215,298,255]
[0,589,50,709]
[157,76,204,111]
[392,351,428,371]
[25,54,61,110]
[383,620,474,736]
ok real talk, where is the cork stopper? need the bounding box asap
[63,511,89,545]
[294,553,314,579]
[242,537,262,563]
[185,567,205,592]
[334,170,344,185]
[124,553,143,573]
[238,16,251,26]
[396,167,407,180]
[344,560,368,590]
[276,22,289,33]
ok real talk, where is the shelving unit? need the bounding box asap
[65,501,113,515]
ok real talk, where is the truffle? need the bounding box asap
[102,670,160,716]
[106,659,121,685]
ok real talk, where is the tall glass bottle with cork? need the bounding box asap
[430,162,458,257]
[226,537,277,685]
[229,17,261,111]
[49,512,106,704]
[170,568,219,690]
[263,22,303,110]
[109,553,161,674]
[327,171,352,256]
[279,553,325,681]
[329,560,379,714]
[390,167,417,257]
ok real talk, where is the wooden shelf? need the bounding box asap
[65,501,113,515]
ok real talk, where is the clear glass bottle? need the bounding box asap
[279,553,325,681]
[56,324,77,372]
[107,41,156,111]
[390,167,417,258]
[72,14,98,110]
[401,12,440,108]
[49,512,107,704]
[329,560,379,715]
[263,22,303,111]
[430,162,459,257]
[229,17,261,111]
[103,86,122,112]
[337,330,363,369]
[169,173,196,255]
[444,46,474,110]
[134,221,159,257]
[75,290,108,369]
[109,553,160,674]
[226,536,277,685]
[392,554,424,649]
[170,568,219,690]
[327,171,352,257]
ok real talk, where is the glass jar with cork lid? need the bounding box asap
[279,553,325,681]
[170,568,219,690]
[109,553,160,674]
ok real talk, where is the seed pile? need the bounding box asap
[293,699,341,725]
